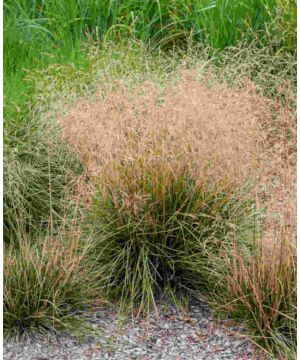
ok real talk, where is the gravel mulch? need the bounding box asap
[4,301,264,360]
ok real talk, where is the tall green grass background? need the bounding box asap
[4,0,296,123]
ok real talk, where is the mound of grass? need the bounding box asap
[207,235,296,357]
[4,117,83,244]
[57,54,294,357]
[4,236,99,338]
[84,154,258,316]
[86,149,295,357]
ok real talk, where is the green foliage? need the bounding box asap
[4,117,83,244]
[275,0,296,53]
[85,158,257,316]
[4,0,280,53]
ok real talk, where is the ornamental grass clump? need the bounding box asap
[85,152,257,316]
[4,118,82,244]
[4,235,99,337]
[60,65,295,356]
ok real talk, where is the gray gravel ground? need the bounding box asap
[4,302,264,360]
